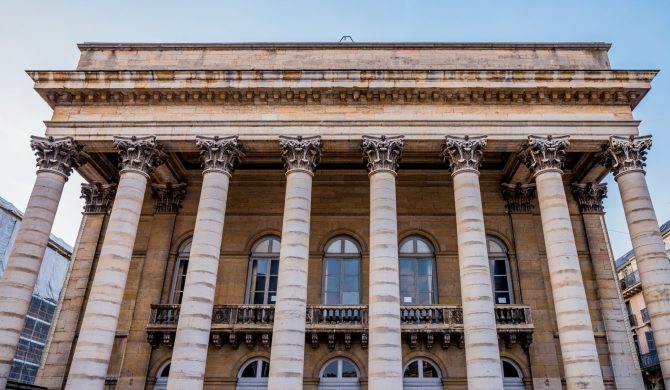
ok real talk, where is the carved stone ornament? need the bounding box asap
[279,135,322,175]
[113,135,165,177]
[151,182,187,214]
[80,182,116,214]
[362,135,404,175]
[196,135,245,175]
[571,182,607,214]
[599,135,652,179]
[30,135,81,179]
[441,135,487,175]
[501,183,536,214]
[518,135,570,177]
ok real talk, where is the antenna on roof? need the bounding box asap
[339,35,354,43]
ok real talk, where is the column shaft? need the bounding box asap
[168,172,230,388]
[452,171,503,389]
[268,170,313,390]
[0,171,66,387]
[616,170,670,386]
[65,171,148,389]
[367,171,403,390]
[535,171,603,389]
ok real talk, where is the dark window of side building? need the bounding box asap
[646,331,656,352]
[246,236,281,304]
[322,236,361,305]
[399,236,437,305]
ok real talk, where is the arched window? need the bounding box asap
[502,359,524,390]
[170,239,191,304]
[246,236,281,304]
[488,236,514,304]
[323,237,361,305]
[403,358,441,389]
[318,358,361,390]
[154,361,170,390]
[399,236,437,305]
[236,358,270,390]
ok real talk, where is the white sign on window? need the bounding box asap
[270,296,276,302]
[403,297,412,303]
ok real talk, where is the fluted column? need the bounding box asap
[0,136,80,388]
[168,136,243,389]
[572,182,645,389]
[362,135,404,390]
[600,135,670,386]
[268,135,321,390]
[36,183,116,389]
[520,135,604,389]
[66,136,164,389]
[442,135,503,389]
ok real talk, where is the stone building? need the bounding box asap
[0,196,71,386]
[616,220,670,389]
[0,42,668,390]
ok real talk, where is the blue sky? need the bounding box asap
[0,0,668,257]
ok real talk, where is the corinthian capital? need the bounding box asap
[519,135,570,177]
[279,135,321,175]
[362,135,404,175]
[501,183,536,214]
[599,135,652,179]
[151,182,187,214]
[30,135,81,179]
[571,182,607,214]
[113,135,165,177]
[196,136,244,175]
[80,182,116,214]
[441,135,487,175]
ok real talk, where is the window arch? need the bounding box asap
[399,236,437,305]
[236,357,270,390]
[323,236,361,305]
[501,358,524,389]
[487,236,514,304]
[246,236,281,304]
[170,239,192,304]
[318,357,361,390]
[403,358,441,389]
[154,361,170,390]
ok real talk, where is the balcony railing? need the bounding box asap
[640,351,660,370]
[147,303,533,349]
[621,270,641,290]
[641,308,650,324]
[628,314,638,327]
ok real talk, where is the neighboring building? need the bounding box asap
[616,221,670,389]
[0,42,668,389]
[0,197,71,386]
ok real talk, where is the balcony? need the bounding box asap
[147,304,533,350]
[641,308,651,324]
[620,270,642,299]
[640,351,660,370]
[628,313,638,327]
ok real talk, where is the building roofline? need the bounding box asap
[77,42,613,51]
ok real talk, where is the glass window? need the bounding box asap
[322,237,361,305]
[239,358,270,378]
[403,358,441,389]
[501,359,524,389]
[488,237,514,304]
[320,358,360,379]
[170,239,192,304]
[646,331,657,352]
[399,236,437,305]
[247,237,281,304]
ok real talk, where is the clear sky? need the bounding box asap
[0,0,668,257]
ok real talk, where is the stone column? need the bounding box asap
[600,135,670,386]
[362,135,404,390]
[268,135,321,390]
[502,183,563,389]
[442,135,504,389]
[66,136,164,389]
[36,183,116,389]
[571,182,645,389]
[519,135,604,389]
[167,136,243,389]
[0,136,80,388]
[117,182,186,389]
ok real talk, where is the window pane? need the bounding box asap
[325,292,340,305]
[268,275,278,292]
[422,360,439,378]
[322,361,338,377]
[418,259,433,275]
[418,275,432,292]
[494,276,509,292]
[241,361,258,377]
[496,292,510,304]
[253,292,265,304]
[342,292,359,304]
[344,275,359,292]
[326,240,341,254]
[270,259,279,275]
[418,292,433,305]
[255,239,270,253]
[325,275,340,292]
[256,260,268,275]
[343,260,359,275]
[403,361,419,377]
[493,260,507,275]
[343,240,359,254]
[260,361,270,377]
[489,239,505,253]
[255,276,267,290]
[399,259,414,275]
[400,275,416,292]
[416,239,431,253]
[341,360,358,377]
[268,292,276,303]
[269,239,280,253]
[325,259,340,275]
[502,361,519,377]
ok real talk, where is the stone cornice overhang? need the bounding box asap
[28,69,656,109]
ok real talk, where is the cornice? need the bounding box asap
[28,69,655,109]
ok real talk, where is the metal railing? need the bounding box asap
[621,270,641,290]
[641,308,650,324]
[640,351,660,370]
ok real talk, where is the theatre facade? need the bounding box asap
[0,42,668,390]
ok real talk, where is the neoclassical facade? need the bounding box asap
[0,42,667,389]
